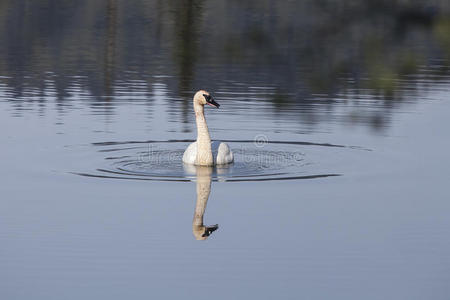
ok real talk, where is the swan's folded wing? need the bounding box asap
[182,142,197,164]
[216,142,234,165]
[211,140,220,158]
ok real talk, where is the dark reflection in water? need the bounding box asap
[0,0,450,130]
[170,0,205,129]
[104,0,117,101]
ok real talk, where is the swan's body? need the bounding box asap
[182,90,234,166]
[183,140,233,165]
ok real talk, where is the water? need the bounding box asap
[1,1,450,299]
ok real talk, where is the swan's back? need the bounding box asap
[214,141,233,165]
[182,142,198,165]
[183,141,233,165]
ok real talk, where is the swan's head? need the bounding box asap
[194,90,220,108]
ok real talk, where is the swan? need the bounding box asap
[182,90,234,166]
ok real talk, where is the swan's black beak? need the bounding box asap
[203,94,220,108]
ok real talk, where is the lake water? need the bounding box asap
[1,1,450,299]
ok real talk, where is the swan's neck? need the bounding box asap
[194,104,213,166]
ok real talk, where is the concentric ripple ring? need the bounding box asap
[72,139,370,182]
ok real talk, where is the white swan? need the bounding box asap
[182,90,234,166]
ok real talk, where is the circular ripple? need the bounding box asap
[74,139,366,182]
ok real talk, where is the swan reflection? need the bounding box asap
[184,164,220,240]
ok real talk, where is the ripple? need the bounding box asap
[73,140,369,182]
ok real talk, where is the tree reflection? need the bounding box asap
[169,0,205,130]
[104,0,117,101]
[0,0,449,129]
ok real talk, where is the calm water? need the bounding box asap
[1,1,450,299]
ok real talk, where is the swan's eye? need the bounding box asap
[203,93,220,108]
[203,94,211,101]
